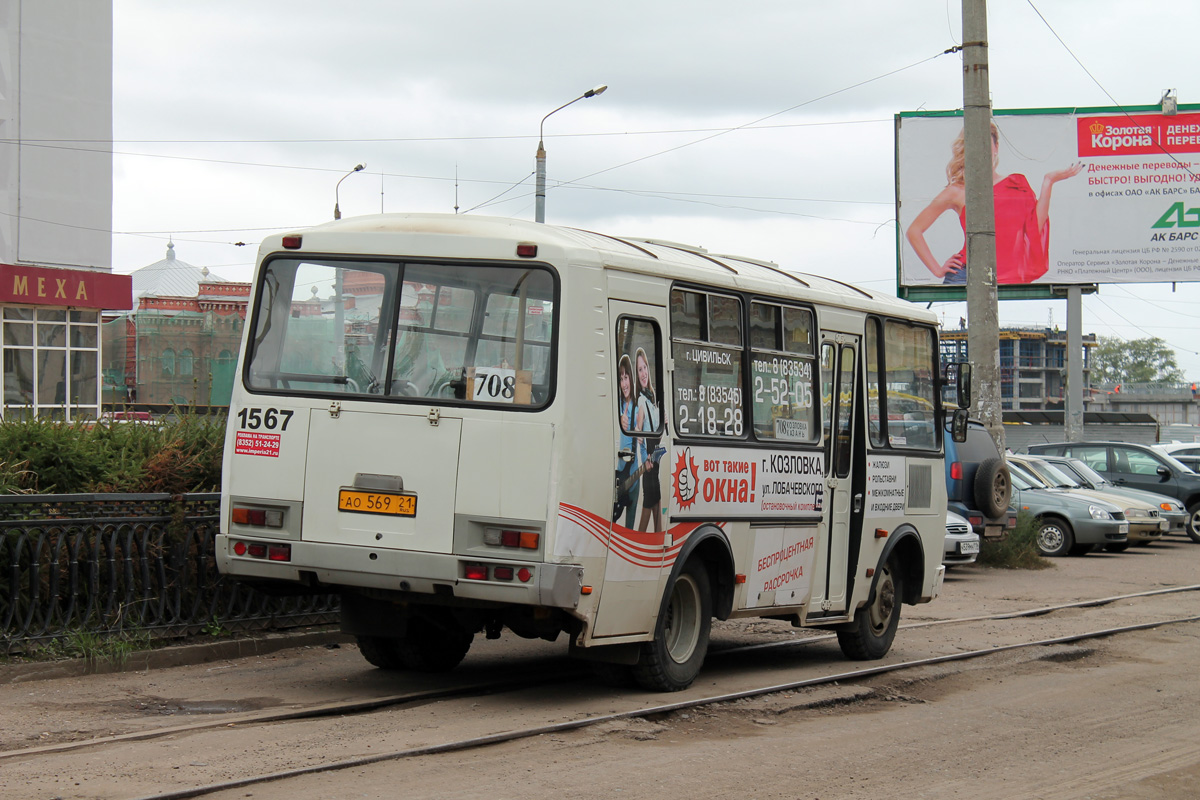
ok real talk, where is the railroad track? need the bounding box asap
[4,583,1199,800]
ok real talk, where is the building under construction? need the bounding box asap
[939,324,1098,412]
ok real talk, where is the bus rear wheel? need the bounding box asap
[837,555,902,660]
[356,612,473,673]
[633,560,712,692]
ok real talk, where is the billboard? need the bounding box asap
[896,104,1200,300]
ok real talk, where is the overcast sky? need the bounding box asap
[111,0,1200,378]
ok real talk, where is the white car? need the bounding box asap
[1154,442,1200,474]
[944,510,981,566]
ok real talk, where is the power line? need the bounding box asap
[1091,295,1199,355]
[0,118,891,147]
[1025,0,1198,180]
[560,51,952,189]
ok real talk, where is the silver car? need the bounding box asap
[944,510,980,566]
[1036,455,1188,537]
[1010,454,1168,548]
[1008,461,1129,556]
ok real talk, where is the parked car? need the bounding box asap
[1006,460,1129,556]
[1036,455,1189,536]
[1009,454,1166,549]
[1154,442,1200,473]
[943,510,980,567]
[944,419,1016,539]
[1026,441,1200,543]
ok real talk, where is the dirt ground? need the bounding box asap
[4,537,1200,800]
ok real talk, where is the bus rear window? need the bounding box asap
[245,258,556,407]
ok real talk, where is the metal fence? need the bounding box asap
[0,493,338,655]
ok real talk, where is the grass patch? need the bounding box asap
[38,629,154,667]
[977,511,1052,570]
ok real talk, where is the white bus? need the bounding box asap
[217,213,964,691]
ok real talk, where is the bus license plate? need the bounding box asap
[338,489,417,517]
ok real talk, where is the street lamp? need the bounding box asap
[334,163,366,220]
[535,85,607,223]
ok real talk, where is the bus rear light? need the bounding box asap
[267,544,291,562]
[232,505,284,528]
[233,541,247,556]
[493,566,514,581]
[246,542,268,558]
[517,567,532,583]
[282,235,303,249]
[464,564,488,580]
[581,585,593,595]
[950,462,963,480]
[516,243,538,258]
[484,528,539,549]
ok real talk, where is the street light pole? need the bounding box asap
[334,163,366,220]
[535,85,607,223]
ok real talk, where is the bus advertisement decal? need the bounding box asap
[748,527,817,607]
[671,445,825,519]
[864,456,907,517]
[234,431,281,458]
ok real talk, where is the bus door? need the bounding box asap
[812,335,860,614]
[591,301,669,638]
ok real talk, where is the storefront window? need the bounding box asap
[1,306,101,420]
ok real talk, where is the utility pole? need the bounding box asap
[962,0,1005,453]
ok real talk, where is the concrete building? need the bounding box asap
[939,324,1098,412]
[0,1,131,420]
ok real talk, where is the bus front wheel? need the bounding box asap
[633,560,712,692]
[837,554,903,661]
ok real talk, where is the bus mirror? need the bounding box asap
[951,408,969,443]
[956,362,972,409]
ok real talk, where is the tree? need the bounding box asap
[1090,336,1184,386]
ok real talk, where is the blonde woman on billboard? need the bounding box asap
[905,122,1082,285]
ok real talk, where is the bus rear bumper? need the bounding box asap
[216,535,584,609]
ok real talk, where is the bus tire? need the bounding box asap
[837,554,902,661]
[355,614,473,673]
[395,614,473,672]
[633,559,712,692]
[356,636,407,670]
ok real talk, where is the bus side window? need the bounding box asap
[670,288,744,439]
[820,342,836,461]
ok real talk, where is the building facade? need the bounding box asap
[0,1,131,420]
[103,244,249,407]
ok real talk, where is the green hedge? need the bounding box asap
[0,414,225,495]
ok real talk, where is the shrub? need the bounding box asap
[0,412,226,494]
[977,511,1052,570]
